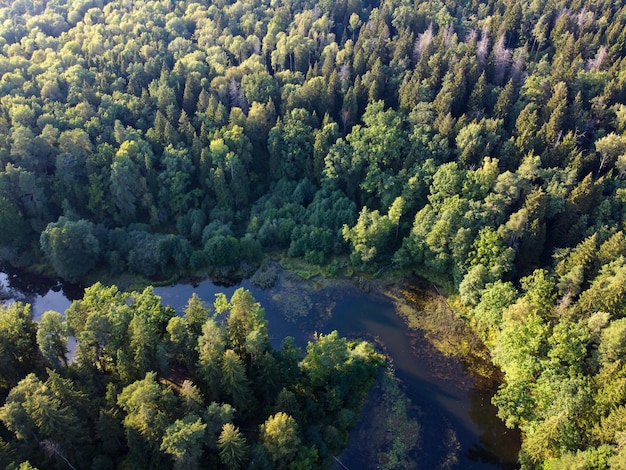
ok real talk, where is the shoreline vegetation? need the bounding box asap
[0,271,386,469]
[1,258,506,468]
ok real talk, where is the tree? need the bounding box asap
[599,318,626,365]
[179,380,204,415]
[128,312,161,380]
[117,372,174,465]
[466,227,514,278]
[301,331,349,388]
[40,217,100,282]
[205,235,241,268]
[268,108,316,180]
[54,128,91,210]
[492,309,549,428]
[75,306,114,374]
[578,259,626,318]
[472,281,519,344]
[157,145,196,220]
[241,72,277,104]
[160,414,207,469]
[467,71,488,116]
[220,349,252,413]
[459,264,491,306]
[0,303,40,390]
[0,196,30,247]
[85,143,115,222]
[66,282,122,337]
[313,116,340,181]
[345,101,408,205]
[218,423,249,470]
[342,199,403,265]
[514,104,540,155]
[204,126,253,210]
[427,162,465,210]
[36,311,69,369]
[259,412,300,467]
[494,79,515,120]
[204,402,235,451]
[167,316,195,369]
[197,318,227,400]
[0,373,89,468]
[225,288,269,360]
[184,293,210,337]
[455,118,502,167]
[595,133,626,174]
[109,140,155,225]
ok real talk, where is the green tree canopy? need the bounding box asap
[40,217,100,282]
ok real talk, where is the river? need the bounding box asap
[0,265,520,469]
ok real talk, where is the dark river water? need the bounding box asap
[0,266,520,469]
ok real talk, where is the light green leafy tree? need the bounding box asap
[259,412,300,467]
[40,217,100,282]
[160,414,207,469]
[36,311,69,369]
[0,303,40,390]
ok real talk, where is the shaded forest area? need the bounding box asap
[2,0,626,467]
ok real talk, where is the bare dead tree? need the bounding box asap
[587,46,607,71]
[41,440,77,470]
[413,22,433,62]
[443,22,455,49]
[510,48,526,82]
[476,26,490,67]
[493,33,512,84]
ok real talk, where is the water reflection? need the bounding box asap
[0,265,83,320]
[324,293,520,469]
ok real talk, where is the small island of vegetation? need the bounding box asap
[0,285,383,469]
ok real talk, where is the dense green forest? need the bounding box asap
[0,285,383,468]
[2,0,626,467]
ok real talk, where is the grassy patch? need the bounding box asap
[279,257,323,279]
[279,256,352,280]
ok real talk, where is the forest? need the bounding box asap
[0,285,383,468]
[1,0,626,467]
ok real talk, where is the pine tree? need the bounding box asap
[218,423,249,470]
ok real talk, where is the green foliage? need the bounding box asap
[220,349,253,413]
[342,197,404,266]
[218,423,249,470]
[160,414,207,469]
[471,281,519,344]
[36,311,69,369]
[0,196,30,247]
[118,372,175,465]
[197,317,227,400]
[0,303,41,390]
[259,412,300,467]
[40,217,100,282]
[0,286,382,468]
[0,372,90,468]
[3,0,626,465]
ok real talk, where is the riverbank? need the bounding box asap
[239,264,520,468]
[260,260,502,386]
[1,259,520,468]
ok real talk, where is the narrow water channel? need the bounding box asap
[0,266,520,469]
